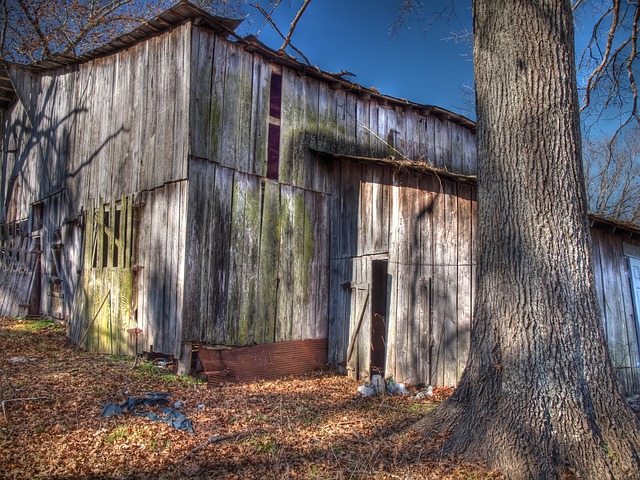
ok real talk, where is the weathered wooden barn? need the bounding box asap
[1,1,640,392]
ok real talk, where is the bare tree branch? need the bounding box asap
[279,0,312,52]
[16,0,52,57]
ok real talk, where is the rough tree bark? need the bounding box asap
[415,1,640,478]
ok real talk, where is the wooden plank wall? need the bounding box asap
[1,25,191,353]
[189,26,477,189]
[182,158,329,348]
[591,230,640,394]
[2,24,190,224]
[327,159,477,387]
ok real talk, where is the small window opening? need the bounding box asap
[269,72,282,119]
[102,209,110,268]
[113,206,121,267]
[267,70,282,181]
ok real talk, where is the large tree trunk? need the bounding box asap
[416,1,640,478]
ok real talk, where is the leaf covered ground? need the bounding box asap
[0,317,501,479]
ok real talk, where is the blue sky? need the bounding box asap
[244,0,475,119]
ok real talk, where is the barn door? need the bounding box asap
[370,259,388,377]
[77,196,135,354]
[630,257,640,334]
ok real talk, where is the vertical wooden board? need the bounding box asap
[356,97,371,157]
[238,173,261,346]
[314,191,331,339]
[279,71,303,186]
[317,82,337,153]
[219,42,241,170]
[250,56,270,177]
[590,229,606,328]
[164,182,182,356]
[256,180,281,343]
[450,125,464,174]
[131,41,148,193]
[404,110,419,161]
[339,161,361,258]
[276,185,296,342]
[109,55,125,195]
[196,160,219,340]
[225,172,247,345]
[355,257,371,381]
[398,173,421,384]
[146,189,164,352]
[462,127,477,175]
[182,159,208,339]
[210,34,226,161]
[154,36,173,187]
[385,171,401,380]
[430,177,447,387]
[335,89,357,156]
[235,46,254,174]
[291,187,308,341]
[421,114,434,166]
[601,235,633,369]
[301,190,317,340]
[175,181,188,356]
[620,255,640,380]
[327,257,351,365]
[456,183,473,381]
[172,27,190,181]
[189,26,214,159]
[434,118,452,169]
[136,190,151,350]
[442,180,459,387]
[371,165,390,254]
[205,165,233,344]
[418,175,434,385]
[141,39,158,190]
[303,75,320,190]
[85,62,101,199]
[99,59,116,199]
[358,166,373,256]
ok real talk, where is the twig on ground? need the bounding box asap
[176,432,243,464]
[1,397,55,421]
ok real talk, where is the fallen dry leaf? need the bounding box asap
[0,317,502,479]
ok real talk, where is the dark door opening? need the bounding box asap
[370,259,388,377]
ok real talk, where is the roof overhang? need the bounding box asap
[314,149,477,184]
[18,1,243,72]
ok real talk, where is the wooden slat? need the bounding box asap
[456,183,473,380]
[250,56,270,176]
[418,175,435,385]
[189,26,215,159]
[205,166,233,344]
[255,180,281,344]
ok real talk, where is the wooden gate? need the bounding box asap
[75,196,136,354]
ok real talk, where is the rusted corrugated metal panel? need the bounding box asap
[197,339,328,386]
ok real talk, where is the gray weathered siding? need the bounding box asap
[327,159,476,386]
[591,230,640,394]
[1,24,191,358]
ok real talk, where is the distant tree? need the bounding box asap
[584,126,640,225]
[575,0,639,134]
[0,0,245,63]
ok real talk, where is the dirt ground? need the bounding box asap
[0,317,500,479]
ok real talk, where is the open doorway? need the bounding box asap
[370,259,388,377]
